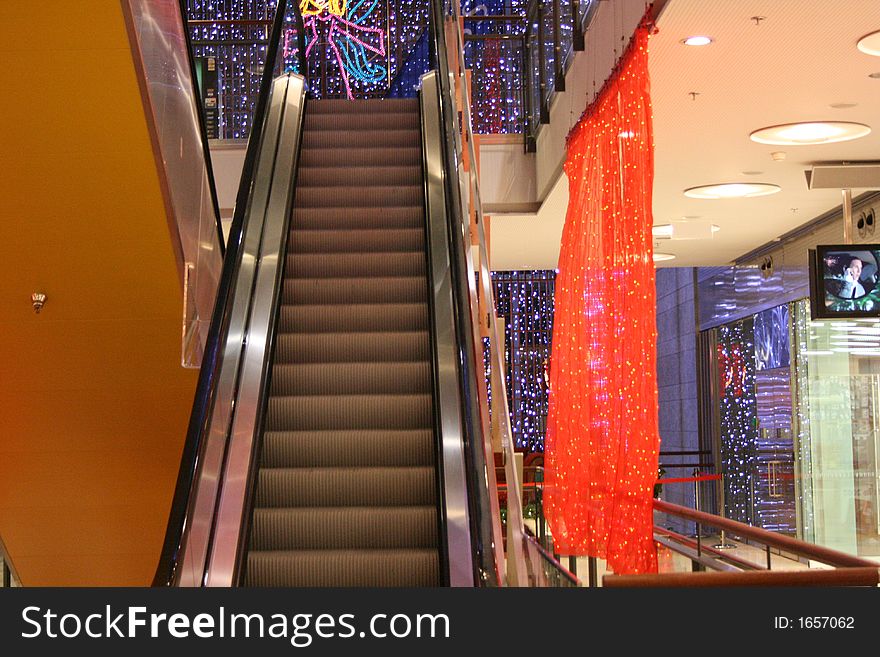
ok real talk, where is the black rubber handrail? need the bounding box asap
[153,0,306,586]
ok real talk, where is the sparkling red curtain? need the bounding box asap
[544,25,660,575]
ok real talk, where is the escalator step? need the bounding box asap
[296,184,423,208]
[293,206,424,230]
[301,129,420,149]
[305,110,420,131]
[270,362,431,396]
[278,303,428,333]
[246,549,440,587]
[307,98,419,114]
[287,252,426,278]
[298,164,422,188]
[288,229,424,254]
[283,277,427,304]
[273,331,430,364]
[300,146,421,168]
[251,506,438,550]
[254,466,436,507]
[260,429,434,468]
[265,393,432,431]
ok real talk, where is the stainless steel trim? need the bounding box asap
[173,74,305,587]
[206,74,306,586]
[420,71,475,587]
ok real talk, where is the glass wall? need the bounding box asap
[705,298,880,559]
[793,300,880,557]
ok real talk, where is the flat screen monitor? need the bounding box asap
[809,244,880,319]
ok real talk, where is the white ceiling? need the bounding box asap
[489,0,880,270]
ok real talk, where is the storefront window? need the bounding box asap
[793,299,880,557]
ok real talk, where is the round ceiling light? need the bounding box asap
[684,183,781,199]
[857,30,880,56]
[681,35,713,46]
[653,252,676,262]
[750,121,871,145]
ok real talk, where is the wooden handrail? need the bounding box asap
[604,567,879,588]
[654,499,876,569]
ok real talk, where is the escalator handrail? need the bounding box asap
[153,0,305,587]
[426,0,529,585]
[425,0,505,586]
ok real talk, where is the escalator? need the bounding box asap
[246,99,441,586]
[153,0,501,588]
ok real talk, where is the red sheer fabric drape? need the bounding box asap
[544,25,660,575]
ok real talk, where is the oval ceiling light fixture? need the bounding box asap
[652,224,674,238]
[684,182,781,199]
[653,252,676,262]
[750,121,871,145]
[681,35,713,46]
[857,30,880,56]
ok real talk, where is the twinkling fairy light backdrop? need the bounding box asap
[186,0,527,136]
[716,318,758,526]
[491,270,556,452]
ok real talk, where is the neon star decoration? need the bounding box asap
[286,0,387,99]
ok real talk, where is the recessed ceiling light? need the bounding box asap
[741,170,764,175]
[857,30,880,56]
[711,224,721,233]
[681,35,713,46]
[653,252,676,262]
[829,102,858,109]
[684,183,781,199]
[750,121,871,145]
[652,224,674,238]
[870,72,880,79]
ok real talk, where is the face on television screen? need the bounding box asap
[820,248,880,313]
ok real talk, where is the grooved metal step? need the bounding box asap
[260,430,435,468]
[250,506,438,550]
[282,277,427,304]
[288,229,424,254]
[293,206,424,230]
[286,252,426,278]
[246,549,440,587]
[255,466,436,506]
[265,394,433,431]
[277,303,429,333]
[270,362,431,396]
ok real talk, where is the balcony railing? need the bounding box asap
[185,1,598,149]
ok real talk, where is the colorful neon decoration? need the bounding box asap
[285,0,387,99]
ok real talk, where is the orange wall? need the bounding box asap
[0,2,198,584]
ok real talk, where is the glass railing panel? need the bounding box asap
[123,0,224,368]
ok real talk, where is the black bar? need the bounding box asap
[535,2,548,124]
[2,561,10,588]
[552,0,564,92]
[571,0,584,50]
[568,556,577,576]
[588,556,597,587]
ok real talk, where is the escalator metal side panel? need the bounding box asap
[202,74,307,587]
[173,74,294,587]
[420,71,475,587]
